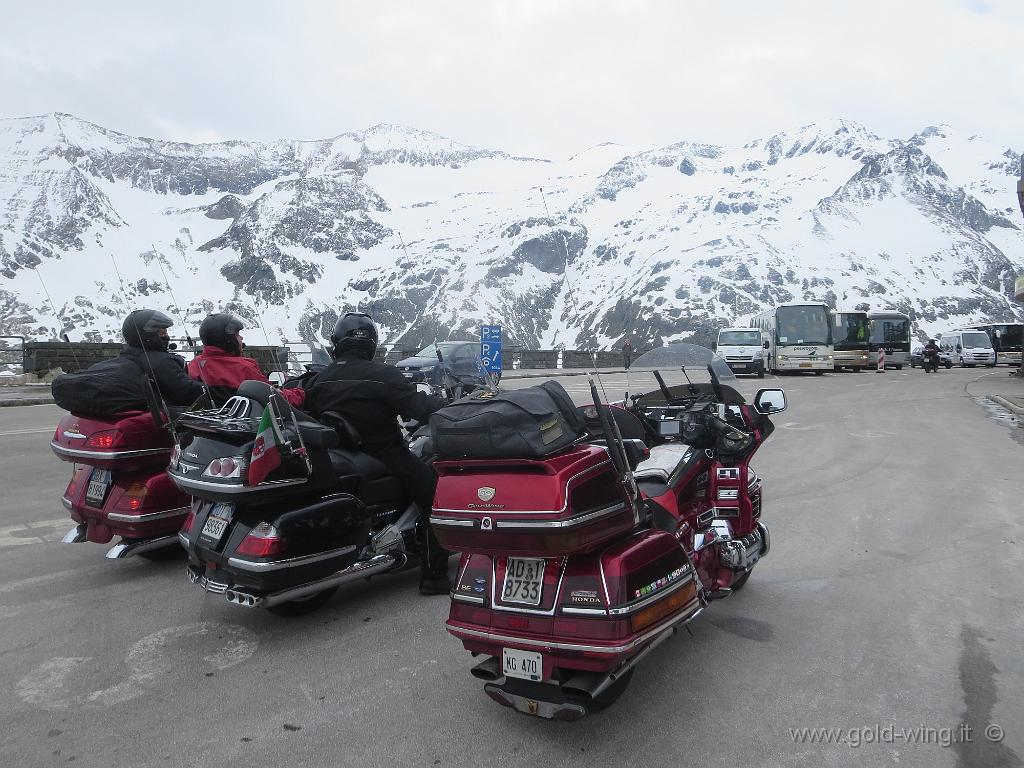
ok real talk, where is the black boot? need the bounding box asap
[418,519,452,596]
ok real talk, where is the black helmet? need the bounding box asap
[122,309,174,352]
[330,312,378,360]
[928,338,936,345]
[199,313,246,355]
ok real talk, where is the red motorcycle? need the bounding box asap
[430,343,786,719]
[50,384,191,560]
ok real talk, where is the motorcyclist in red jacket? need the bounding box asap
[187,313,305,408]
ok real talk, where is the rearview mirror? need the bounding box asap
[753,388,786,415]
[762,340,770,349]
[268,371,286,386]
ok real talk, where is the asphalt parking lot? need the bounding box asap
[1,367,1022,768]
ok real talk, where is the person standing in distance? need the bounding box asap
[302,313,452,595]
[622,337,634,371]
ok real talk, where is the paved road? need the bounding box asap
[1,368,1022,768]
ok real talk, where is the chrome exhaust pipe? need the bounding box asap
[225,590,261,607]
[260,553,398,608]
[105,534,181,559]
[61,524,88,544]
[470,656,502,681]
[563,626,678,701]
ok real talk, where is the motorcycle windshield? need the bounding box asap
[627,343,744,406]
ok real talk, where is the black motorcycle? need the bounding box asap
[922,348,940,373]
[169,381,430,616]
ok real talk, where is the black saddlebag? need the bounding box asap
[50,357,147,417]
[430,381,586,460]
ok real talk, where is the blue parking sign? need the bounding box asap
[480,325,502,374]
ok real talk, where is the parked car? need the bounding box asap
[909,346,952,369]
[396,341,486,386]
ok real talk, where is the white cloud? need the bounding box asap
[0,0,1021,157]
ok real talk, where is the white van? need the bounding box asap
[938,329,996,368]
[715,327,767,377]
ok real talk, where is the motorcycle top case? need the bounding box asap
[429,381,586,460]
[51,411,174,470]
[430,444,639,557]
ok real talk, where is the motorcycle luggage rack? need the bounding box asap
[177,396,261,435]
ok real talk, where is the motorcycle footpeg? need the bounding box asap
[371,524,402,554]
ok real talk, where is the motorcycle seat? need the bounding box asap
[235,380,339,449]
[327,447,389,481]
[633,443,693,482]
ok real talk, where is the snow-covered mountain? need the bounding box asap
[1,113,1021,349]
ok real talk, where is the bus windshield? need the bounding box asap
[871,319,910,346]
[834,314,870,349]
[718,331,762,346]
[775,306,832,346]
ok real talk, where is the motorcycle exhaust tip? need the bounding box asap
[470,656,503,682]
[61,524,88,545]
[225,590,261,608]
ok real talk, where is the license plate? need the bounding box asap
[86,468,112,506]
[799,362,812,368]
[501,557,546,605]
[502,647,543,681]
[200,502,234,543]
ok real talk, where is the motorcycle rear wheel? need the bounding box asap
[267,587,339,617]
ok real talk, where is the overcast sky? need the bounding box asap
[1,0,1021,158]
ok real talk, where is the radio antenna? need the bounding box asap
[32,267,81,371]
[251,299,289,383]
[157,260,195,349]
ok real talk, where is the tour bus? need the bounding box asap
[939,329,996,368]
[867,310,911,370]
[752,302,834,374]
[832,309,871,371]
[968,323,1023,366]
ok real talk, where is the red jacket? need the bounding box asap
[187,346,305,407]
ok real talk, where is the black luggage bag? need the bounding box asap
[430,381,586,460]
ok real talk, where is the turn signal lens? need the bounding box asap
[629,586,691,633]
[181,509,196,533]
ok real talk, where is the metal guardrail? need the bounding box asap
[0,336,26,375]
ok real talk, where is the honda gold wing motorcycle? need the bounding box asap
[50,378,191,560]
[169,381,433,616]
[429,343,786,719]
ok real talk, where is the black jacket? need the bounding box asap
[924,343,940,356]
[304,353,445,455]
[120,346,206,406]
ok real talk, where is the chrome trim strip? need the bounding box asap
[452,593,486,605]
[607,574,694,616]
[61,496,73,511]
[493,503,625,530]
[448,596,701,654]
[50,442,171,460]
[227,545,358,572]
[177,532,189,547]
[561,606,608,616]
[62,431,87,439]
[428,516,475,527]
[168,473,307,494]
[106,505,190,523]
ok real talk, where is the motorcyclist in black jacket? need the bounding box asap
[112,310,205,406]
[303,313,452,595]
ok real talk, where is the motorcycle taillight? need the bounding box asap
[86,430,120,449]
[181,509,196,534]
[235,522,286,558]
